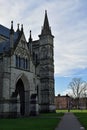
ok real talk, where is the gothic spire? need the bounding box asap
[17,23,20,32]
[28,30,32,55]
[41,10,52,35]
[11,21,13,30]
[10,21,14,34]
[29,30,32,42]
[21,24,23,33]
[10,21,14,48]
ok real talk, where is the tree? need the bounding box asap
[68,78,87,109]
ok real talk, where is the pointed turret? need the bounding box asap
[10,21,14,34]
[21,24,23,33]
[29,30,32,43]
[10,21,14,48]
[28,30,33,55]
[41,10,52,35]
[39,11,55,112]
[17,23,20,32]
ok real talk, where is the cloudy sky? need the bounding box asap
[1,0,87,95]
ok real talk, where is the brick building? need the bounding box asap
[55,94,73,109]
[55,94,87,110]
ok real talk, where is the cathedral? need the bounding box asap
[0,11,55,117]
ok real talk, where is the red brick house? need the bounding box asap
[55,94,87,110]
[55,94,71,109]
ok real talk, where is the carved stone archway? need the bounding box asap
[15,79,25,115]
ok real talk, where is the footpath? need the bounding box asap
[55,112,85,130]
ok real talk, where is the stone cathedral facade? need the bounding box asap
[0,11,55,117]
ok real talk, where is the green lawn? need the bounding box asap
[56,109,87,113]
[74,112,87,130]
[1,110,87,130]
[0,113,64,130]
[56,109,87,130]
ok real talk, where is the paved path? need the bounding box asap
[55,112,85,130]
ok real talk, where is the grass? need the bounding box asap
[74,112,87,130]
[1,110,87,130]
[56,109,87,130]
[56,109,87,113]
[0,113,64,130]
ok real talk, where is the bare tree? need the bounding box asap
[69,78,87,109]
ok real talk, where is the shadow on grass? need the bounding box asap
[0,112,64,130]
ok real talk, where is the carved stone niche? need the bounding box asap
[41,47,48,59]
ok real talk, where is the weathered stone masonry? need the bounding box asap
[0,11,55,117]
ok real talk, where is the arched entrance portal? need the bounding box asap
[16,79,25,115]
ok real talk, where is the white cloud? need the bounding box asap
[53,0,87,76]
[61,88,72,96]
[0,0,87,77]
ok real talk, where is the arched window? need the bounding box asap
[33,52,35,61]
[20,58,25,69]
[19,56,21,68]
[25,59,28,69]
[15,55,28,70]
[41,47,47,59]
[15,55,18,67]
[23,58,25,69]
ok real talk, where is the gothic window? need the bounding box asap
[41,47,47,59]
[25,58,28,69]
[19,56,21,68]
[33,52,39,64]
[15,55,28,70]
[23,58,25,69]
[33,52,35,61]
[16,55,19,67]
[21,58,25,68]
[16,56,20,68]
[15,55,18,67]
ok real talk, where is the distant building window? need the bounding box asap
[15,55,28,70]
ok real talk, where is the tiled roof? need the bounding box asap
[0,24,10,38]
[0,40,10,53]
[0,24,19,54]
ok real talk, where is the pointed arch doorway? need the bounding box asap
[15,79,25,115]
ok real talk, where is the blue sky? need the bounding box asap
[1,0,87,95]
